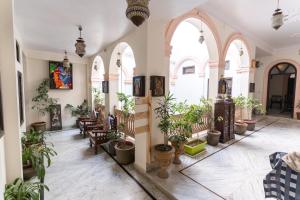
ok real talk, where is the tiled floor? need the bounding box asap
[44,129,168,200]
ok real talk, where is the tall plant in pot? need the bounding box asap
[233,95,248,135]
[244,97,265,131]
[200,98,223,146]
[32,79,58,132]
[296,100,300,120]
[65,99,90,127]
[92,87,105,109]
[114,93,135,165]
[154,93,175,178]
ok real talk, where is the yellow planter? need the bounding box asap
[184,139,207,156]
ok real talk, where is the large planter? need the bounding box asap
[244,119,256,131]
[297,112,300,120]
[115,141,135,165]
[171,142,184,165]
[23,163,36,181]
[31,122,46,133]
[184,139,207,156]
[234,122,248,135]
[154,144,174,179]
[207,130,221,146]
[108,139,123,156]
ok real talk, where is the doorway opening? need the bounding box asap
[267,62,297,118]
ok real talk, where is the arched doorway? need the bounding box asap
[266,62,297,118]
[109,42,136,112]
[224,39,250,97]
[91,56,105,110]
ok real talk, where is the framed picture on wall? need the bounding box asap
[249,83,255,93]
[133,76,145,97]
[17,71,24,125]
[49,61,73,90]
[49,104,62,131]
[150,76,165,97]
[102,81,109,93]
[0,75,4,138]
[224,78,232,96]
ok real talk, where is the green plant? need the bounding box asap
[233,95,246,120]
[4,178,48,200]
[32,79,58,120]
[154,93,176,147]
[246,97,265,119]
[65,99,90,117]
[107,129,122,140]
[92,87,104,106]
[117,92,134,117]
[22,144,57,181]
[21,129,44,146]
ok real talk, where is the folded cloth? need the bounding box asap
[282,151,300,173]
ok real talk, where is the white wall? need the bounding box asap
[24,50,89,129]
[0,137,6,200]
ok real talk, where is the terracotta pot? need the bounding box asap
[154,144,174,179]
[108,139,123,156]
[244,119,256,131]
[171,142,184,165]
[115,141,135,165]
[234,122,248,135]
[297,112,300,120]
[31,122,46,133]
[207,130,221,146]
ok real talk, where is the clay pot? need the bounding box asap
[234,122,248,135]
[108,139,123,156]
[244,119,256,131]
[207,130,221,146]
[154,144,174,179]
[297,112,300,120]
[31,122,46,133]
[23,163,36,181]
[171,142,184,165]
[115,141,135,165]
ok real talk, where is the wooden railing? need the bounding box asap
[172,114,210,134]
[114,109,135,138]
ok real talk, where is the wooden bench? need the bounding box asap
[89,129,110,154]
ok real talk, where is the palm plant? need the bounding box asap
[233,94,246,120]
[92,87,104,107]
[21,129,44,146]
[117,92,134,117]
[65,99,90,117]
[246,97,265,119]
[4,178,48,200]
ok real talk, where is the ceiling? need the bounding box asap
[14,0,208,56]
[15,0,300,57]
[200,0,300,52]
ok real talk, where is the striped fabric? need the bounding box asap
[264,152,300,200]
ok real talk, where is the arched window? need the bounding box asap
[91,56,105,109]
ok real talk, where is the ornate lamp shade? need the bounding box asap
[126,0,150,27]
[199,30,205,44]
[272,8,284,30]
[63,50,70,68]
[75,26,86,57]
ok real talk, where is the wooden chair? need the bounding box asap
[89,129,110,154]
[79,107,105,138]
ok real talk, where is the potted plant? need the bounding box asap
[199,98,223,146]
[233,95,248,135]
[154,93,175,178]
[244,97,265,131]
[92,87,105,109]
[107,128,123,156]
[31,79,58,132]
[65,99,90,127]
[4,178,48,200]
[22,129,44,147]
[296,100,300,120]
[169,102,190,164]
[114,93,135,165]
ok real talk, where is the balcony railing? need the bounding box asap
[114,109,135,138]
[172,114,210,134]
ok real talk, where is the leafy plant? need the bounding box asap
[246,97,265,119]
[21,129,44,146]
[154,93,176,146]
[4,178,48,200]
[22,144,57,181]
[92,87,104,107]
[233,95,246,120]
[107,129,122,140]
[117,92,134,117]
[32,79,58,120]
[65,99,90,117]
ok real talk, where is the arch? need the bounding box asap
[172,56,207,78]
[165,8,222,63]
[222,33,252,68]
[262,59,300,118]
[91,55,105,82]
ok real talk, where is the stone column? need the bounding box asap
[0,0,23,182]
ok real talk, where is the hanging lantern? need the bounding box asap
[63,50,70,68]
[272,0,284,30]
[199,30,205,44]
[75,25,86,57]
[126,0,150,27]
[94,61,98,71]
[240,47,244,56]
[116,52,122,68]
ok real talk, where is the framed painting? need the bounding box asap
[150,76,165,97]
[102,81,109,93]
[49,61,73,90]
[17,71,24,125]
[49,104,62,131]
[182,66,195,75]
[0,76,4,138]
[224,78,232,96]
[249,83,255,93]
[133,76,145,97]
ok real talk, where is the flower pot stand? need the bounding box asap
[154,144,174,179]
[171,142,184,165]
